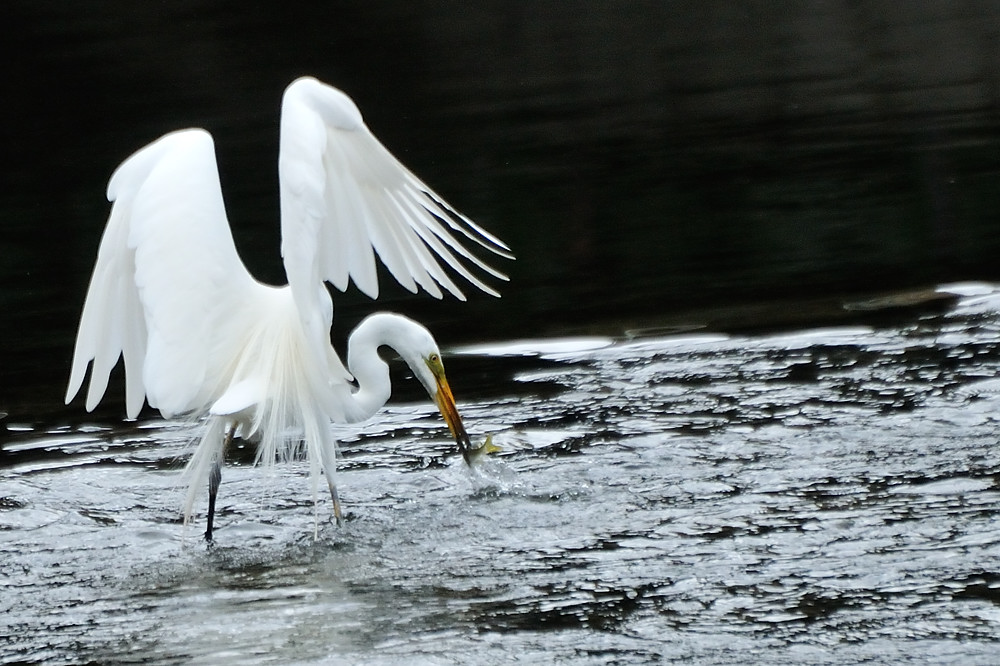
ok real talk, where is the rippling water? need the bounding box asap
[4,284,1000,664]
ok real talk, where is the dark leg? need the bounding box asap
[320,438,343,527]
[205,423,236,542]
[205,461,221,541]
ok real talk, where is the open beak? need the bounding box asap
[433,372,474,465]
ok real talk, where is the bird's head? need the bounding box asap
[419,349,474,464]
[355,313,474,464]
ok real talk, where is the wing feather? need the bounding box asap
[370,193,444,298]
[390,190,504,297]
[66,129,261,418]
[277,76,511,317]
[66,185,146,414]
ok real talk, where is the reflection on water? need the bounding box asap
[4,284,1000,664]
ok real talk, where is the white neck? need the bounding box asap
[345,319,392,423]
[346,312,432,423]
[342,312,437,424]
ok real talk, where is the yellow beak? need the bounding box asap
[433,371,474,465]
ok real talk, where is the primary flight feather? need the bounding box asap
[65,76,512,539]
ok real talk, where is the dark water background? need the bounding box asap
[4,1,1000,422]
[5,3,1000,663]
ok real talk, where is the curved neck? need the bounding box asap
[344,312,434,424]
[345,319,393,423]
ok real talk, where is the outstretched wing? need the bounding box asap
[65,129,263,418]
[277,77,513,323]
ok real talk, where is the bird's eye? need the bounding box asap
[429,353,440,364]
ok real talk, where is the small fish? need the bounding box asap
[467,433,501,463]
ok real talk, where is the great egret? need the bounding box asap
[65,76,512,540]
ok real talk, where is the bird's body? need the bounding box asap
[65,77,511,537]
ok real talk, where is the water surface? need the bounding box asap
[3,284,1000,664]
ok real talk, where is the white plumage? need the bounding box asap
[65,76,511,537]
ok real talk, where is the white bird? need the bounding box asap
[65,76,512,540]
